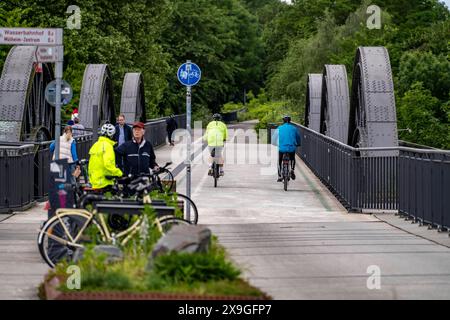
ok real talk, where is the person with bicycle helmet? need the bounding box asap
[88,123,123,190]
[204,113,228,176]
[272,115,301,182]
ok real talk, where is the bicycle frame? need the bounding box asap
[38,174,193,267]
[39,209,103,248]
[44,194,163,248]
[282,153,291,173]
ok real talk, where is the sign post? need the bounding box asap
[0,27,64,158]
[177,61,201,222]
[53,46,64,159]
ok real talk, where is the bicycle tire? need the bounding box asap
[37,211,104,268]
[283,162,289,192]
[156,216,191,235]
[159,169,174,192]
[213,162,218,188]
[176,193,199,224]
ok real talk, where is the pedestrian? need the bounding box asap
[113,114,132,147]
[166,114,178,146]
[46,126,80,218]
[72,117,85,137]
[49,126,80,183]
[116,121,159,176]
[50,126,78,163]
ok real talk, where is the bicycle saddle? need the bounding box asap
[128,176,150,193]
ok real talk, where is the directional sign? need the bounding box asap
[35,46,63,63]
[177,62,201,86]
[0,28,63,45]
[45,80,73,107]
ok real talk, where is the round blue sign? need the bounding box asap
[177,62,201,86]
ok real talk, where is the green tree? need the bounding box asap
[3,0,172,119]
[398,51,450,102]
[158,0,263,117]
[397,83,450,149]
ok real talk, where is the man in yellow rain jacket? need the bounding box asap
[203,113,228,176]
[88,123,123,189]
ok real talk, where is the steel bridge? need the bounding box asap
[0,45,449,299]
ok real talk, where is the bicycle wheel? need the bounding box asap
[37,211,104,268]
[176,193,199,224]
[156,216,191,235]
[283,163,289,192]
[159,169,174,192]
[213,162,218,188]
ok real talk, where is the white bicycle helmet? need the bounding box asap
[100,123,116,138]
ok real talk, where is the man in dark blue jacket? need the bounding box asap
[113,114,132,147]
[116,122,160,176]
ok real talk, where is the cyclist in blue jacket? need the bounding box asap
[272,115,301,182]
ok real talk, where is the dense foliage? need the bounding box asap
[0,0,449,148]
[262,0,449,148]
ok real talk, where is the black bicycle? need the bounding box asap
[209,147,221,188]
[281,153,291,191]
[74,161,199,225]
[156,163,175,193]
[151,163,199,224]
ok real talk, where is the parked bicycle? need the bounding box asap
[72,160,198,225]
[37,174,191,268]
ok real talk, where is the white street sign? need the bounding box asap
[0,28,63,45]
[35,46,63,63]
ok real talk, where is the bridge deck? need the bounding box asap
[175,122,450,299]
[0,122,449,299]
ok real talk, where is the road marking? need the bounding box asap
[181,127,240,196]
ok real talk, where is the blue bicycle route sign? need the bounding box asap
[177,61,201,86]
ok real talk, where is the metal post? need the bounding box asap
[186,82,192,221]
[54,56,63,160]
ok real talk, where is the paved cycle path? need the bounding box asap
[178,121,450,300]
[1,122,450,299]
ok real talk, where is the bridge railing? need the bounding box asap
[144,114,186,147]
[293,122,450,230]
[221,111,238,123]
[295,123,398,212]
[399,149,450,230]
[0,114,187,213]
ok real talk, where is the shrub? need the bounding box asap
[149,241,241,285]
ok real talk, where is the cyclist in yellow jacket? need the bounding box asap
[88,123,123,189]
[204,113,228,176]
